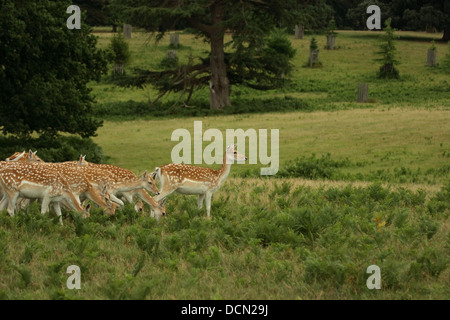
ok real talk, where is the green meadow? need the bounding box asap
[0,30,449,300]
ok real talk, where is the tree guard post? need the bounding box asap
[357,83,369,102]
[170,34,180,48]
[427,49,437,67]
[294,25,304,39]
[326,34,336,49]
[309,50,319,67]
[113,64,124,75]
[123,24,132,39]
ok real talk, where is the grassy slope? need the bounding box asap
[91,30,449,185]
[93,108,450,185]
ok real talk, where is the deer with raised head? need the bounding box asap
[2,153,116,216]
[2,151,45,209]
[153,145,247,218]
[0,162,89,223]
[5,150,44,163]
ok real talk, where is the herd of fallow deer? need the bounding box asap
[0,145,247,224]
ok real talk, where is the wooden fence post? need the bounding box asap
[357,83,369,103]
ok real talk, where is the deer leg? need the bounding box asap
[6,191,19,217]
[205,192,212,219]
[198,194,205,209]
[0,195,8,212]
[41,197,51,215]
[52,203,64,225]
[110,194,125,206]
[122,191,134,204]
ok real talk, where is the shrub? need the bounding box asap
[108,34,131,66]
[93,96,312,120]
[278,153,350,179]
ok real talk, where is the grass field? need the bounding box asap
[0,30,449,300]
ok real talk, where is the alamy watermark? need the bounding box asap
[366,5,381,30]
[66,265,81,290]
[170,121,279,175]
[366,265,381,290]
[66,5,81,30]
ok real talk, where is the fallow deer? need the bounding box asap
[0,162,89,223]
[2,151,45,209]
[67,156,165,217]
[70,164,166,220]
[5,150,44,163]
[40,163,117,216]
[2,153,115,216]
[153,145,247,218]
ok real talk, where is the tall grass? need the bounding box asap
[0,181,448,299]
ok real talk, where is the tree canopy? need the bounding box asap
[112,0,300,110]
[0,0,107,138]
[342,0,449,40]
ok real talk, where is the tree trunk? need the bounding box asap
[209,3,230,110]
[442,27,450,42]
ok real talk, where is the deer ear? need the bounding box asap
[151,171,157,180]
[159,198,166,207]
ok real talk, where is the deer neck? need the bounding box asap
[216,153,233,185]
[112,178,144,193]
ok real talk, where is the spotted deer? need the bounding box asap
[2,153,116,216]
[2,151,45,209]
[69,164,166,220]
[5,150,44,163]
[0,162,89,223]
[41,163,117,216]
[66,156,165,217]
[153,145,247,218]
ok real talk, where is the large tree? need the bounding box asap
[0,0,107,138]
[76,0,110,27]
[388,0,450,41]
[343,0,449,41]
[113,0,299,110]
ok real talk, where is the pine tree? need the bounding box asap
[376,18,400,79]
